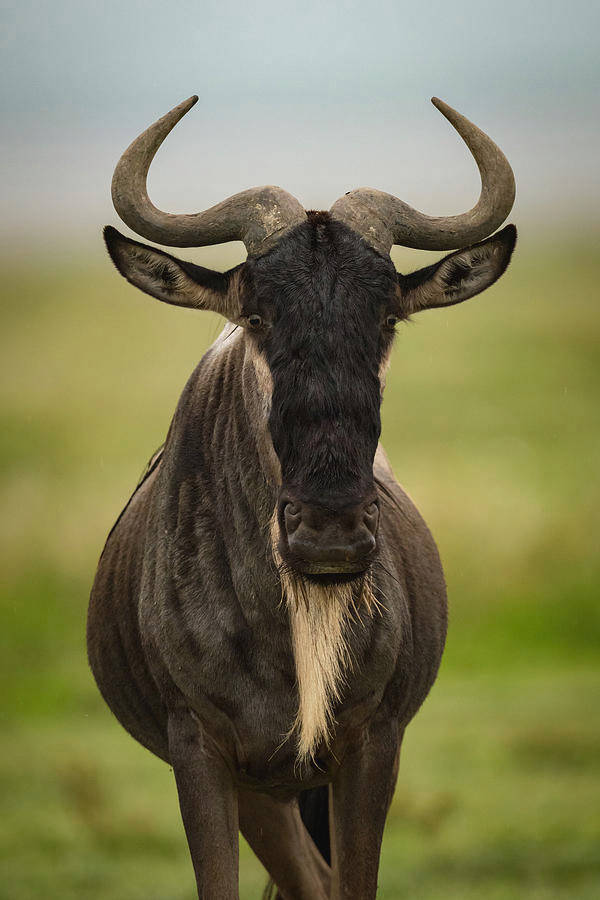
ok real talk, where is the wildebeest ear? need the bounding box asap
[398,225,516,314]
[103,226,242,319]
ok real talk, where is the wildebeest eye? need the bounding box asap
[385,315,399,328]
[247,314,263,328]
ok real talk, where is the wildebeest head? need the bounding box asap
[105,96,516,579]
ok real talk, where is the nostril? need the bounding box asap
[363,501,379,534]
[283,501,302,535]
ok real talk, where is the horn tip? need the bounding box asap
[431,96,463,127]
[431,96,449,113]
[172,95,199,118]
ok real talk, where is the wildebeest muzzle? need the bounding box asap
[277,493,379,576]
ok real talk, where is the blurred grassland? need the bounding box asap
[0,233,599,898]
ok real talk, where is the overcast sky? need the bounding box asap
[2,0,599,253]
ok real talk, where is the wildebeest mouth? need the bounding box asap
[278,540,377,583]
[304,570,367,587]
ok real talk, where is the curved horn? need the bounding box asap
[330,98,515,256]
[111,96,306,256]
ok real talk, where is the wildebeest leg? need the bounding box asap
[329,722,402,899]
[239,790,330,899]
[168,708,239,899]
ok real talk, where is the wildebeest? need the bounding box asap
[88,95,516,898]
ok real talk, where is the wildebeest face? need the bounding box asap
[242,213,397,576]
[104,217,516,576]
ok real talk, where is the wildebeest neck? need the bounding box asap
[165,326,281,587]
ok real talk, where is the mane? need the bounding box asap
[103,444,165,547]
[136,443,165,488]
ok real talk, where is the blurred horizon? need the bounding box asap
[2,0,600,255]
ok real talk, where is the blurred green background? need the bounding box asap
[2,0,599,897]
[1,235,598,898]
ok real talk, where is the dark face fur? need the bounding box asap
[242,213,399,576]
[105,214,516,578]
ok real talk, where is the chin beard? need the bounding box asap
[279,561,380,764]
[270,512,382,764]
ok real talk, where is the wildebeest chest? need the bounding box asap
[142,552,400,792]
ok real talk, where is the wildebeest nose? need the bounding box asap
[281,499,379,574]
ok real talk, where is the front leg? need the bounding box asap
[330,720,402,899]
[168,707,239,899]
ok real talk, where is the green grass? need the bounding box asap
[1,671,598,899]
[1,235,599,897]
